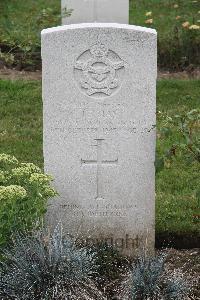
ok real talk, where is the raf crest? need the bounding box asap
[74,42,125,98]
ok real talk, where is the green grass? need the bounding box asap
[0,79,199,236]
[156,80,200,236]
[0,0,60,47]
[130,0,199,34]
[0,0,199,69]
[0,80,43,167]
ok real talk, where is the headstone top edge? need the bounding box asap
[41,23,157,36]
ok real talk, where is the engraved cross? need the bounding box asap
[81,139,118,200]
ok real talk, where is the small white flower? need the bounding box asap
[145,11,152,17]
[189,24,200,29]
[0,185,27,201]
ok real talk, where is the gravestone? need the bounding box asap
[42,23,157,256]
[62,0,129,24]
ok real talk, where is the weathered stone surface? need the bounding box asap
[62,0,129,24]
[42,23,157,256]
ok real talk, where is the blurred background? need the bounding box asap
[0,0,199,71]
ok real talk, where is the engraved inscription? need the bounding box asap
[74,42,125,98]
[61,202,135,218]
[81,139,118,200]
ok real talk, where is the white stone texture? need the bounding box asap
[62,0,129,24]
[42,23,157,256]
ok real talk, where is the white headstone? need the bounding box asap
[42,23,157,256]
[62,0,129,24]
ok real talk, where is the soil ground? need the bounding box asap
[0,67,42,81]
[0,67,200,81]
[164,248,200,300]
[107,248,200,300]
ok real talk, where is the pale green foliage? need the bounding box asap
[0,153,18,169]
[0,153,57,246]
[0,185,27,200]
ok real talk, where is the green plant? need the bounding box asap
[157,109,200,210]
[0,2,73,69]
[0,225,104,300]
[0,153,57,246]
[156,108,200,169]
[165,109,200,163]
[119,253,189,300]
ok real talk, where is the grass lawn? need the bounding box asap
[156,80,200,242]
[0,80,43,167]
[0,78,199,238]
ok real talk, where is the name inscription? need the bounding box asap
[52,102,155,135]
